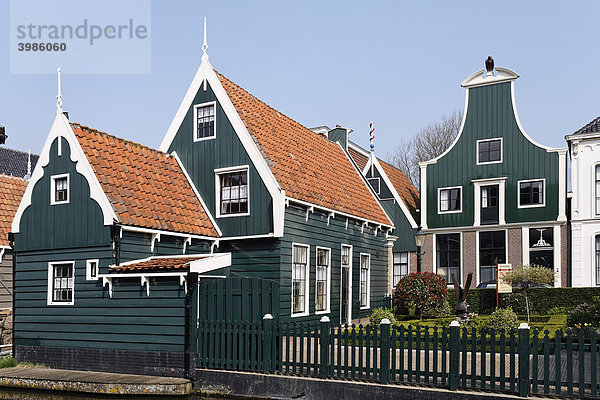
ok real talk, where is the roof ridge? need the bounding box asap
[215,71,334,146]
[573,116,600,135]
[0,147,39,157]
[70,122,171,158]
[0,173,27,182]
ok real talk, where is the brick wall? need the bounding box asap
[421,234,434,273]
[507,228,522,267]
[462,231,476,285]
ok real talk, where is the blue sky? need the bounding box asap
[1,0,599,159]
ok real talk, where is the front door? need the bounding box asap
[481,185,499,224]
[340,245,352,325]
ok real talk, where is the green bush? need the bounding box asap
[448,287,600,315]
[393,272,448,320]
[369,307,397,326]
[422,300,452,318]
[486,307,518,331]
[567,296,600,328]
[547,306,570,315]
[0,357,17,369]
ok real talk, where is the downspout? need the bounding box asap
[184,271,198,380]
[8,233,15,354]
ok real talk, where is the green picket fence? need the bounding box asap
[196,316,600,398]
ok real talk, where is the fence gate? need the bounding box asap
[195,276,280,372]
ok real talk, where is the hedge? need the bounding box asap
[447,287,600,315]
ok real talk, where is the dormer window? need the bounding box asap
[51,174,69,205]
[194,102,216,141]
[368,178,380,195]
[477,138,502,164]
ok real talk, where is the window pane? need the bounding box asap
[196,104,215,139]
[436,234,460,283]
[219,170,248,215]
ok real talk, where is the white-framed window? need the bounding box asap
[291,243,309,316]
[367,177,380,195]
[47,262,74,305]
[315,247,331,313]
[340,244,352,325]
[194,101,216,141]
[50,173,69,205]
[86,259,99,280]
[595,235,600,286]
[477,138,502,165]
[436,233,460,284]
[594,166,600,216]
[214,166,249,217]
[518,179,545,208]
[438,186,462,214]
[393,252,409,287]
[359,253,370,309]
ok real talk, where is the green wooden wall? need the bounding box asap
[366,167,417,252]
[426,82,560,229]
[280,205,389,323]
[167,82,273,237]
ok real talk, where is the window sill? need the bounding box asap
[438,210,462,215]
[315,309,330,315]
[47,301,74,306]
[360,306,370,310]
[517,204,545,209]
[216,212,250,219]
[291,312,309,318]
[193,135,216,142]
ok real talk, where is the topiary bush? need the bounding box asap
[369,307,397,326]
[393,272,448,320]
[422,300,452,318]
[485,307,518,332]
[548,306,570,315]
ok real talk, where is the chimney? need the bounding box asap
[0,126,6,145]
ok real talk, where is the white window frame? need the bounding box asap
[473,177,506,226]
[359,253,371,310]
[50,173,70,205]
[193,101,217,142]
[315,246,331,314]
[475,229,508,286]
[438,186,462,214]
[433,232,463,287]
[476,137,503,165]
[86,259,99,281]
[214,165,250,218]
[595,164,600,217]
[517,178,546,209]
[47,261,75,306]
[392,251,410,288]
[367,177,381,195]
[291,243,310,318]
[340,244,353,325]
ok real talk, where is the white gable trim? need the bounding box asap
[171,151,222,237]
[362,157,418,229]
[159,59,284,237]
[12,113,117,233]
[461,67,519,89]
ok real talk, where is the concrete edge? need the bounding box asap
[195,369,527,400]
[0,376,193,396]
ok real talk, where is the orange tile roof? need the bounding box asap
[378,160,420,222]
[348,146,369,171]
[217,73,392,226]
[0,174,27,246]
[72,125,219,237]
[110,256,203,273]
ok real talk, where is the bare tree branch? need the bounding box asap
[387,110,462,189]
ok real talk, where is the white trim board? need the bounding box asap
[158,57,284,237]
[12,112,118,233]
[362,156,418,229]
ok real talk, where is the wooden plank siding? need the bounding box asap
[0,250,13,310]
[167,81,273,237]
[280,205,389,324]
[425,82,560,229]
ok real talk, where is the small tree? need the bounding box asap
[501,265,554,323]
[393,272,448,320]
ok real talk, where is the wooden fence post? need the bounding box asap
[319,316,331,378]
[518,322,530,397]
[263,313,273,374]
[380,318,391,384]
[449,320,460,391]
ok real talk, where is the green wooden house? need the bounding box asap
[419,58,568,288]
[10,44,397,375]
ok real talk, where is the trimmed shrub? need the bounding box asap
[393,272,448,320]
[486,307,518,332]
[0,357,16,369]
[369,308,397,326]
[567,296,600,328]
[448,287,600,315]
[548,306,570,315]
[422,300,452,318]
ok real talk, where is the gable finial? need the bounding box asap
[25,149,31,180]
[202,17,209,62]
[56,67,63,113]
